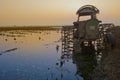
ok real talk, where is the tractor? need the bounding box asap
[73,5,115,54]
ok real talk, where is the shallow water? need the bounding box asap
[0,30,85,80]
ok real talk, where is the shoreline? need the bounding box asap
[0,26,62,31]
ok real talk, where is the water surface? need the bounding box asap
[0,30,84,80]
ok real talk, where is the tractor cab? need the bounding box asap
[61,5,115,55]
[73,5,101,41]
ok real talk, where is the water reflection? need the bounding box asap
[0,30,63,80]
[72,48,97,80]
[61,28,97,80]
[0,29,82,80]
[56,44,59,53]
[0,29,98,80]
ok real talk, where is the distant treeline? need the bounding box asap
[0,26,62,31]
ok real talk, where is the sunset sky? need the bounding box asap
[0,0,120,26]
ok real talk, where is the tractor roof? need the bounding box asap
[76,5,99,16]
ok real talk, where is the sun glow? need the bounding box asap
[0,0,120,26]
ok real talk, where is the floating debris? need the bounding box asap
[48,68,50,70]
[5,39,8,41]
[56,63,59,66]
[14,38,16,40]
[0,48,18,55]
[56,45,59,52]
[39,37,41,40]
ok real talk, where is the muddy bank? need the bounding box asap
[92,26,120,80]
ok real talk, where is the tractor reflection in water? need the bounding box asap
[61,5,116,80]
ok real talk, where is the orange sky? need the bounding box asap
[0,0,120,26]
